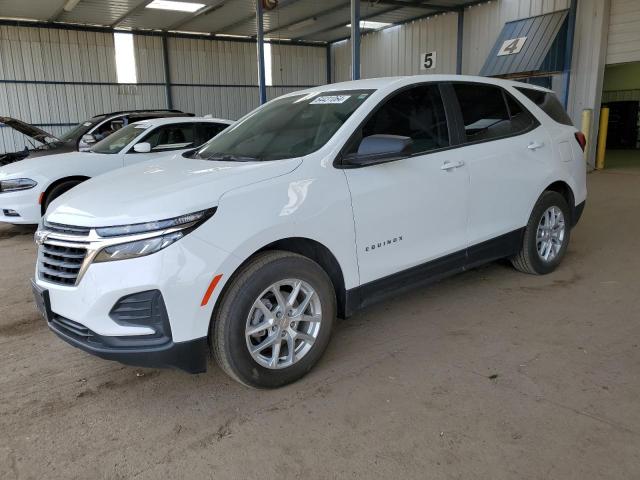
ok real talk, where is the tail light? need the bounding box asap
[575,132,586,152]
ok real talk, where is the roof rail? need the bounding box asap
[94,109,187,117]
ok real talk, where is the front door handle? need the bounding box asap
[441,160,465,171]
[528,141,545,151]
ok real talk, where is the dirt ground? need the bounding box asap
[1,167,639,480]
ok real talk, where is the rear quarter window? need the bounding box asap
[515,87,573,126]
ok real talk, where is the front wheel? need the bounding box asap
[211,251,336,388]
[511,191,571,275]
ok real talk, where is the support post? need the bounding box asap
[350,0,360,80]
[256,0,267,104]
[326,44,332,84]
[562,0,578,108]
[456,8,464,75]
[161,35,173,109]
[596,107,610,170]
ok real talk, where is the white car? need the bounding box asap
[0,117,232,224]
[33,75,586,388]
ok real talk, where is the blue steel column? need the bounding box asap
[350,0,360,80]
[256,0,267,104]
[326,44,332,84]
[562,0,578,108]
[456,8,464,75]
[161,35,173,109]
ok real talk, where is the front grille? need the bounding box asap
[39,242,87,286]
[43,221,91,237]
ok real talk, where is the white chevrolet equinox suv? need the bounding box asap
[32,75,587,388]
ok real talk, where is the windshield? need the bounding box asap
[91,124,149,154]
[194,89,374,161]
[58,118,101,143]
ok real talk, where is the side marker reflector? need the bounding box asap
[38,192,45,205]
[201,274,223,307]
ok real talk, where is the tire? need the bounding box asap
[211,251,336,388]
[43,180,84,212]
[511,191,571,275]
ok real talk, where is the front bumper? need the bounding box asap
[34,231,241,373]
[0,188,41,224]
[34,279,208,372]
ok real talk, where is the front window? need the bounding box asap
[194,89,374,161]
[91,124,149,154]
[57,120,98,143]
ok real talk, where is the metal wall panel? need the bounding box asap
[167,36,326,120]
[0,24,326,151]
[330,12,459,82]
[606,0,640,65]
[271,43,327,86]
[0,25,168,152]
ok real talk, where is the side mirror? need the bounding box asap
[133,142,151,153]
[343,134,413,167]
[81,133,97,145]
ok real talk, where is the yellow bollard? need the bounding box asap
[596,107,610,170]
[581,109,593,162]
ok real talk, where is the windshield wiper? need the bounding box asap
[204,154,261,162]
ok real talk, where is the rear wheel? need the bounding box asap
[511,191,571,275]
[43,180,84,212]
[211,251,336,388]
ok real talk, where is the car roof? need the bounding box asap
[287,74,553,97]
[129,116,233,127]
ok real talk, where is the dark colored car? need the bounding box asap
[0,109,194,166]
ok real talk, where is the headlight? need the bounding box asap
[94,232,184,263]
[95,208,216,237]
[92,208,216,263]
[0,178,37,193]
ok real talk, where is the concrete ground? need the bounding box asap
[1,168,639,480]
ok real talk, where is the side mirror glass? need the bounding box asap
[81,133,97,145]
[133,142,151,153]
[343,134,413,167]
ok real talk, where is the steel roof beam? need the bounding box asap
[110,0,155,28]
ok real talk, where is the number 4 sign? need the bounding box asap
[497,37,527,56]
[420,51,437,70]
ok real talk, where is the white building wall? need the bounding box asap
[330,12,459,82]
[0,25,167,153]
[167,37,327,120]
[0,25,327,152]
[606,0,640,65]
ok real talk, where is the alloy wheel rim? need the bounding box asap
[245,279,322,370]
[536,206,566,262]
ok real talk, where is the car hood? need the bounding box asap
[0,151,106,181]
[0,116,60,144]
[46,155,303,227]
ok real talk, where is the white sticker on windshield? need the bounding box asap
[83,122,92,126]
[310,95,351,105]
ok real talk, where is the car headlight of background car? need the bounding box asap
[93,208,216,263]
[0,178,37,193]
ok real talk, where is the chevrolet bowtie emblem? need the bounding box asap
[34,230,49,246]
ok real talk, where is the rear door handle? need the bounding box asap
[441,160,465,171]
[528,141,545,151]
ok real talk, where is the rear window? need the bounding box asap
[515,87,573,126]
[452,83,537,143]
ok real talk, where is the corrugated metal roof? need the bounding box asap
[0,0,480,43]
[480,9,569,77]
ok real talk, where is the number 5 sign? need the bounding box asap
[420,51,437,70]
[497,37,527,56]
